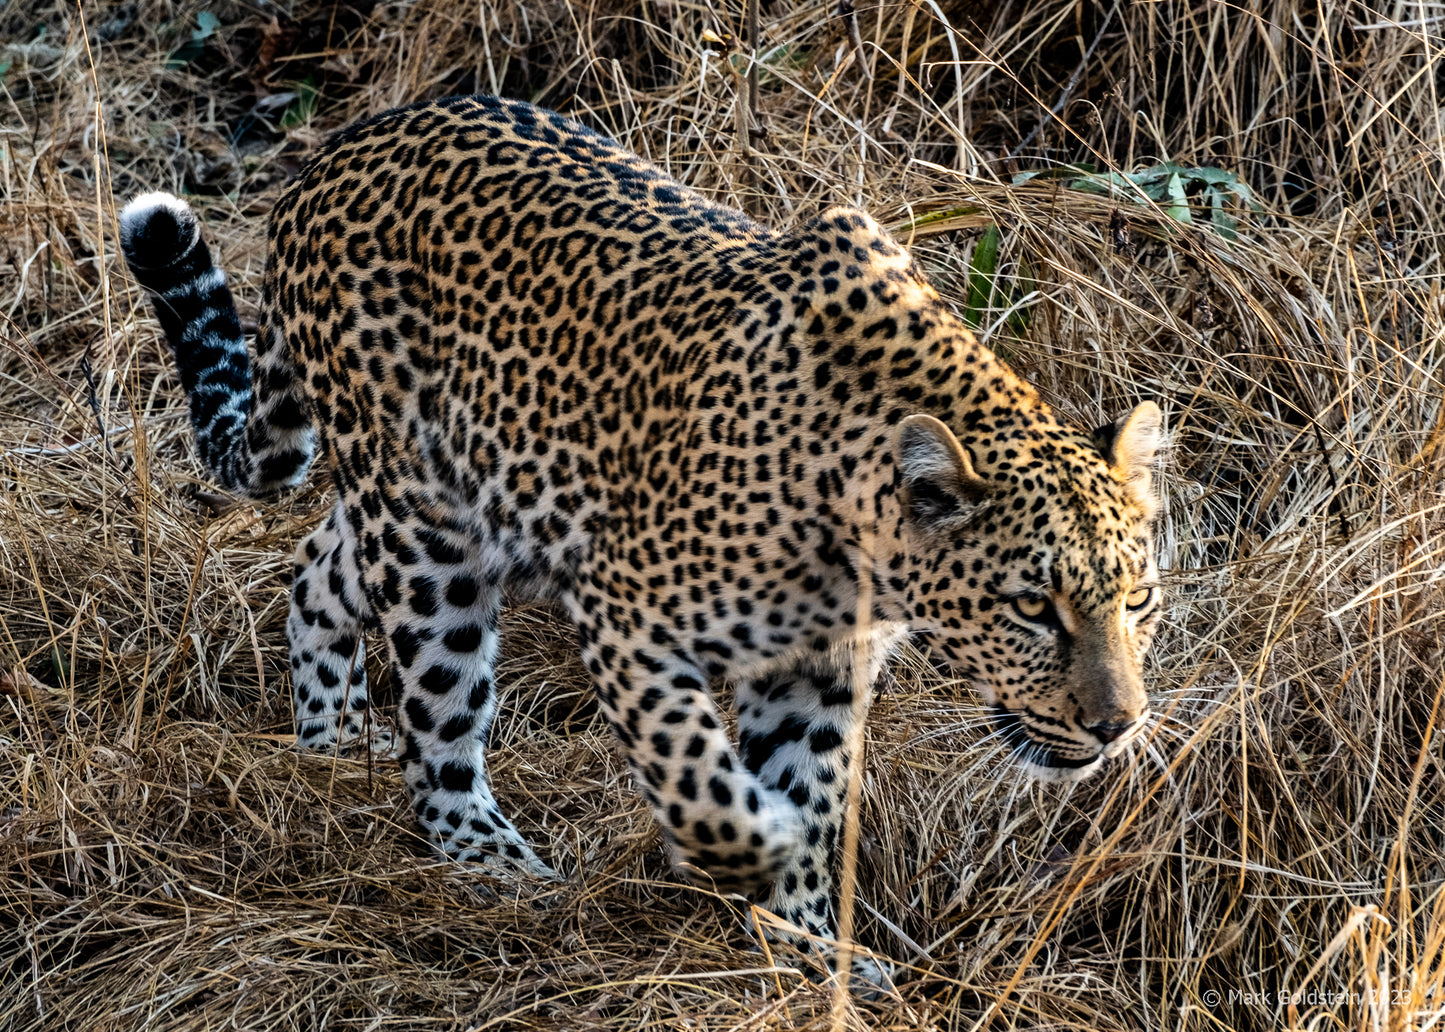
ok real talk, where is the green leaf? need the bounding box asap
[1210,191,1238,242]
[166,40,202,67]
[1160,171,1192,225]
[914,205,982,223]
[166,10,221,67]
[50,646,70,683]
[1066,177,1116,198]
[963,225,1001,328]
[280,75,319,129]
[1006,254,1036,337]
[193,10,220,40]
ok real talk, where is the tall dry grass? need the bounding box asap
[2,0,1443,1028]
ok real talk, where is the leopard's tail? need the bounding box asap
[119,192,315,497]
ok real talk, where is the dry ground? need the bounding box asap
[2,0,1443,1029]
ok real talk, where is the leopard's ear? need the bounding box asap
[1093,401,1163,514]
[896,415,991,533]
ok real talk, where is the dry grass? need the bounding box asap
[3,0,1445,1028]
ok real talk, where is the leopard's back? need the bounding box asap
[270,94,784,586]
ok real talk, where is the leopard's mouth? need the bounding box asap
[991,708,1105,776]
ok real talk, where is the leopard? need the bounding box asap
[119,93,1164,987]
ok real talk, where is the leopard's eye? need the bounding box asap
[1011,596,1054,623]
[1126,586,1155,611]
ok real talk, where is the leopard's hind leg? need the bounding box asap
[288,505,388,755]
[360,516,557,880]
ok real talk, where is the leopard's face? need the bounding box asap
[922,510,1160,779]
[891,405,1164,779]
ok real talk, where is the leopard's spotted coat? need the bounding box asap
[121,94,1163,986]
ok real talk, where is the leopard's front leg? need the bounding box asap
[735,636,902,991]
[569,588,800,891]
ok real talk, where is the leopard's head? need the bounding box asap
[890,402,1163,779]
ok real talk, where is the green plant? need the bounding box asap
[962,224,1036,342]
[1015,162,1261,242]
[165,10,221,68]
[280,75,320,130]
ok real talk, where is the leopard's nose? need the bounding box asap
[1085,720,1132,745]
